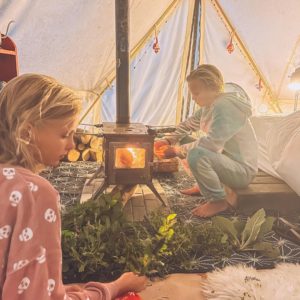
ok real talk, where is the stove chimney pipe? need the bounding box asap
[115,0,130,124]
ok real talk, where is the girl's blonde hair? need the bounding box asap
[187,64,224,93]
[0,74,81,172]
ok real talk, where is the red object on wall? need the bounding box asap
[153,36,160,54]
[256,78,263,91]
[115,292,142,300]
[152,27,160,54]
[226,36,234,54]
[0,34,19,82]
[226,31,235,54]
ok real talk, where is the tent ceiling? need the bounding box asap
[0,0,174,91]
[1,0,300,116]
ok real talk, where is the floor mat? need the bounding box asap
[41,162,300,273]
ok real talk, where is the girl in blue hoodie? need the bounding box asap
[155,65,258,217]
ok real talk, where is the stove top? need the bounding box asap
[102,122,149,136]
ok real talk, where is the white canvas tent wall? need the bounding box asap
[0,0,187,125]
[202,0,300,114]
[1,0,300,125]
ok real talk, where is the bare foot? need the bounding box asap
[192,186,238,218]
[180,185,201,196]
[224,185,238,208]
[192,200,230,218]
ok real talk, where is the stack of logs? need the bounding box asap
[67,131,103,162]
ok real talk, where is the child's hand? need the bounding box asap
[154,139,170,151]
[154,139,168,159]
[162,146,177,159]
[115,272,148,295]
[155,145,180,159]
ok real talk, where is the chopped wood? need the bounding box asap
[67,149,80,162]
[90,149,103,162]
[77,143,86,151]
[90,136,103,150]
[80,134,92,145]
[74,128,84,142]
[81,148,91,161]
[66,129,104,162]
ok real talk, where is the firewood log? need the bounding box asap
[67,149,80,162]
[77,143,86,151]
[90,149,103,162]
[81,148,91,161]
[90,136,103,150]
[80,134,92,145]
[74,128,84,143]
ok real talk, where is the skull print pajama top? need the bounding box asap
[0,165,118,300]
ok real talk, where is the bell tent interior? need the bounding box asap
[1,0,300,299]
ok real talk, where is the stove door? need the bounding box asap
[115,147,146,169]
[107,142,152,185]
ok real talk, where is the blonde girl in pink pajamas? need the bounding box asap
[0,74,147,300]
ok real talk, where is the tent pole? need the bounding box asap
[192,0,206,114]
[93,0,180,95]
[198,0,206,65]
[211,0,281,113]
[176,0,196,124]
[185,0,201,120]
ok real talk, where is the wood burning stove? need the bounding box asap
[92,123,167,205]
[103,123,153,185]
[90,0,167,206]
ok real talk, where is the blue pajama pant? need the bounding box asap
[186,146,255,202]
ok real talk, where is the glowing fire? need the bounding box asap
[115,147,146,169]
[127,148,137,159]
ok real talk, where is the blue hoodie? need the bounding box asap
[168,83,258,173]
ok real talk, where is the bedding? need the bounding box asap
[251,111,300,196]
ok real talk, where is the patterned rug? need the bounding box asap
[41,162,300,273]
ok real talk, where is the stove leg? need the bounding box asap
[147,182,168,207]
[86,163,104,186]
[91,180,109,200]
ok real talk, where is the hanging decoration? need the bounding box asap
[226,31,235,54]
[152,27,160,54]
[256,78,263,91]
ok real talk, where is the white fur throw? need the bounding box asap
[201,263,300,299]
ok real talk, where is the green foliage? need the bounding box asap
[62,195,278,283]
[61,193,232,283]
[212,208,279,258]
